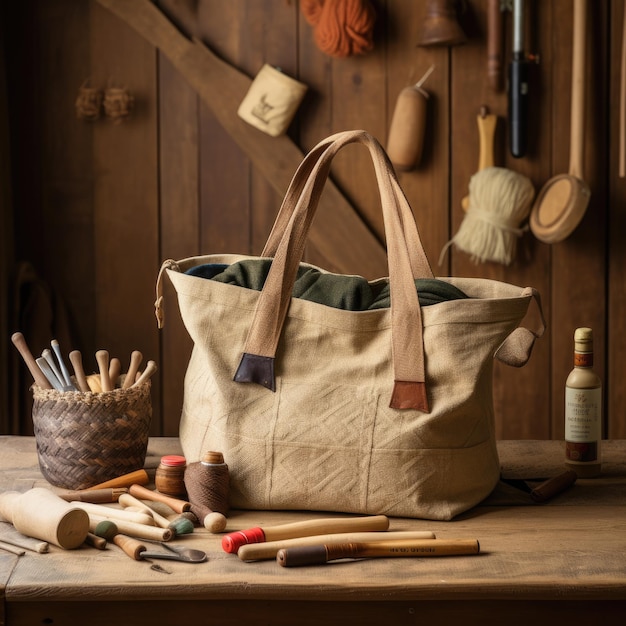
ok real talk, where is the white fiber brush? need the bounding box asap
[442,166,535,266]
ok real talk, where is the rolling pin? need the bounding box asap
[0,488,89,549]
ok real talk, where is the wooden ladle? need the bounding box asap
[530,0,590,243]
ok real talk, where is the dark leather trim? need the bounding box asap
[234,353,276,391]
[390,380,429,412]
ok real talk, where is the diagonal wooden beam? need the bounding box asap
[97,0,387,278]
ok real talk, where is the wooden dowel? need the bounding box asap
[122,350,143,389]
[238,530,437,561]
[72,502,156,526]
[277,538,480,567]
[59,488,128,504]
[88,516,172,542]
[129,484,190,514]
[85,470,149,491]
[69,350,90,392]
[96,350,113,391]
[11,332,53,389]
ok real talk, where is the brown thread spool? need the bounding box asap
[155,455,187,498]
[184,451,230,516]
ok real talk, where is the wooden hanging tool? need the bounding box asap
[462,106,497,211]
[487,0,504,91]
[530,0,590,242]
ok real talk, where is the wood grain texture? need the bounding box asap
[90,0,161,432]
[4,0,624,439]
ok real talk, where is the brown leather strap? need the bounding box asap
[236,131,431,411]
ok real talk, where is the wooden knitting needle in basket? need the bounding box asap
[122,350,143,389]
[11,332,52,389]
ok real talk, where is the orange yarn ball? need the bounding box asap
[301,0,376,58]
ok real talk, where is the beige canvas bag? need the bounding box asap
[156,130,545,520]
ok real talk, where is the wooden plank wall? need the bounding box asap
[2,0,625,441]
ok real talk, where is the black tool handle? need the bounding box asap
[509,53,528,158]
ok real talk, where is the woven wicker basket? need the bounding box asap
[32,381,152,490]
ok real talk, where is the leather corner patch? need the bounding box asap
[234,353,276,392]
[390,380,429,413]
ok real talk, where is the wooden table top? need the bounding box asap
[1,437,625,623]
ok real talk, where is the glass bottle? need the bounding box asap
[565,327,602,477]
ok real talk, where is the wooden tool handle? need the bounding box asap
[108,358,121,388]
[85,470,149,491]
[118,493,171,529]
[11,332,52,389]
[84,532,107,550]
[238,530,437,562]
[263,515,389,542]
[88,516,172,542]
[113,534,146,560]
[129,484,191,513]
[189,502,227,533]
[122,350,143,389]
[277,539,480,566]
[569,0,587,179]
[487,0,503,91]
[72,502,156,526]
[131,360,157,388]
[461,109,497,211]
[96,350,113,391]
[477,112,497,171]
[60,488,128,503]
[69,350,90,392]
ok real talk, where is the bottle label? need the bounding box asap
[565,387,602,462]
[574,352,593,367]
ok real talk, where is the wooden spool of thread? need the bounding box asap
[155,455,187,498]
[184,451,230,516]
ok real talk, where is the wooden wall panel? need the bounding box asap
[4,0,624,442]
[608,0,626,439]
[90,0,161,432]
[158,53,199,435]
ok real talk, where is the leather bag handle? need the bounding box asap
[234,130,433,412]
[261,135,434,280]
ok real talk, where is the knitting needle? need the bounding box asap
[131,360,157,388]
[35,357,64,391]
[41,349,65,385]
[51,339,74,388]
[277,538,481,567]
[11,332,52,389]
[42,348,77,391]
[95,350,113,392]
[122,350,143,389]
[69,350,90,392]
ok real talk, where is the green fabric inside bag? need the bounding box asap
[186,259,468,310]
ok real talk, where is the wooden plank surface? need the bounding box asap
[1,437,625,613]
[90,0,161,432]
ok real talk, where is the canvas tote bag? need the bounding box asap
[156,130,545,521]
